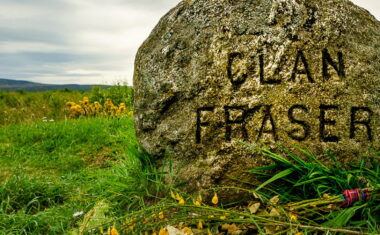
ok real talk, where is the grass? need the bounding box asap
[0,116,154,234]
[0,89,88,126]
[242,144,380,233]
[1,117,379,234]
[0,85,133,126]
[104,144,380,235]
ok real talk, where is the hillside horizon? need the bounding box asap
[0,78,111,92]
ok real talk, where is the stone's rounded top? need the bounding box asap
[134,0,380,193]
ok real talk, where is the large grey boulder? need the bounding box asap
[134,0,380,196]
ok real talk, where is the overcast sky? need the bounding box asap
[0,0,379,85]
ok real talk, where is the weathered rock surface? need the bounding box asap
[134,0,380,196]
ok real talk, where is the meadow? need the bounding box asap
[0,86,148,234]
[0,86,133,126]
[0,86,379,234]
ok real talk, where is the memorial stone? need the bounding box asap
[134,0,380,196]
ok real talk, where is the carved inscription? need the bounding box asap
[224,105,262,141]
[227,53,248,89]
[227,49,345,86]
[195,48,375,144]
[224,106,248,141]
[287,105,310,141]
[350,107,373,141]
[195,105,374,144]
[291,50,314,83]
[322,49,345,80]
[260,54,281,84]
[258,105,277,141]
[319,105,340,142]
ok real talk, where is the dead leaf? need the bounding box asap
[286,206,296,212]
[257,209,269,216]
[252,192,265,202]
[248,202,261,214]
[221,224,230,230]
[165,225,185,235]
[269,208,281,216]
[269,195,280,205]
[221,223,241,235]
[264,226,275,235]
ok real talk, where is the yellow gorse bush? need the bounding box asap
[65,97,132,118]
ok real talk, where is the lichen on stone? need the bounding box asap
[134,0,380,198]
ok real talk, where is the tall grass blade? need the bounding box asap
[256,168,295,191]
[294,176,329,186]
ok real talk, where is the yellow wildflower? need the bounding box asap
[170,191,176,200]
[194,200,201,206]
[69,104,85,117]
[159,228,169,235]
[94,101,102,110]
[92,101,102,115]
[104,98,114,111]
[197,220,203,229]
[220,215,227,220]
[178,197,185,205]
[158,211,164,219]
[65,101,76,107]
[111,225,119,235]
[289,212,298,222]
[82,97,89,106]
[127,224,135,231]
[212,193,219,205]
[117,103,126,115]
[176,194,185,204]
[152,233,157,235]
[85,104,95,116]
[110,105,118,116]
[183,227,192,234]
[107,228,111,235]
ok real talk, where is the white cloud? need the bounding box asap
[0,0,180,85]
[0,41,65,54]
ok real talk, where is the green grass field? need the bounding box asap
[0,87,146,234]
[0,88,379,234]
[0,116,151,234]
[0,85,133,126]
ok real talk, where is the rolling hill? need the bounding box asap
[0,78,110,92]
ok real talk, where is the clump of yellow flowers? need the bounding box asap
[65,97,133,118]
